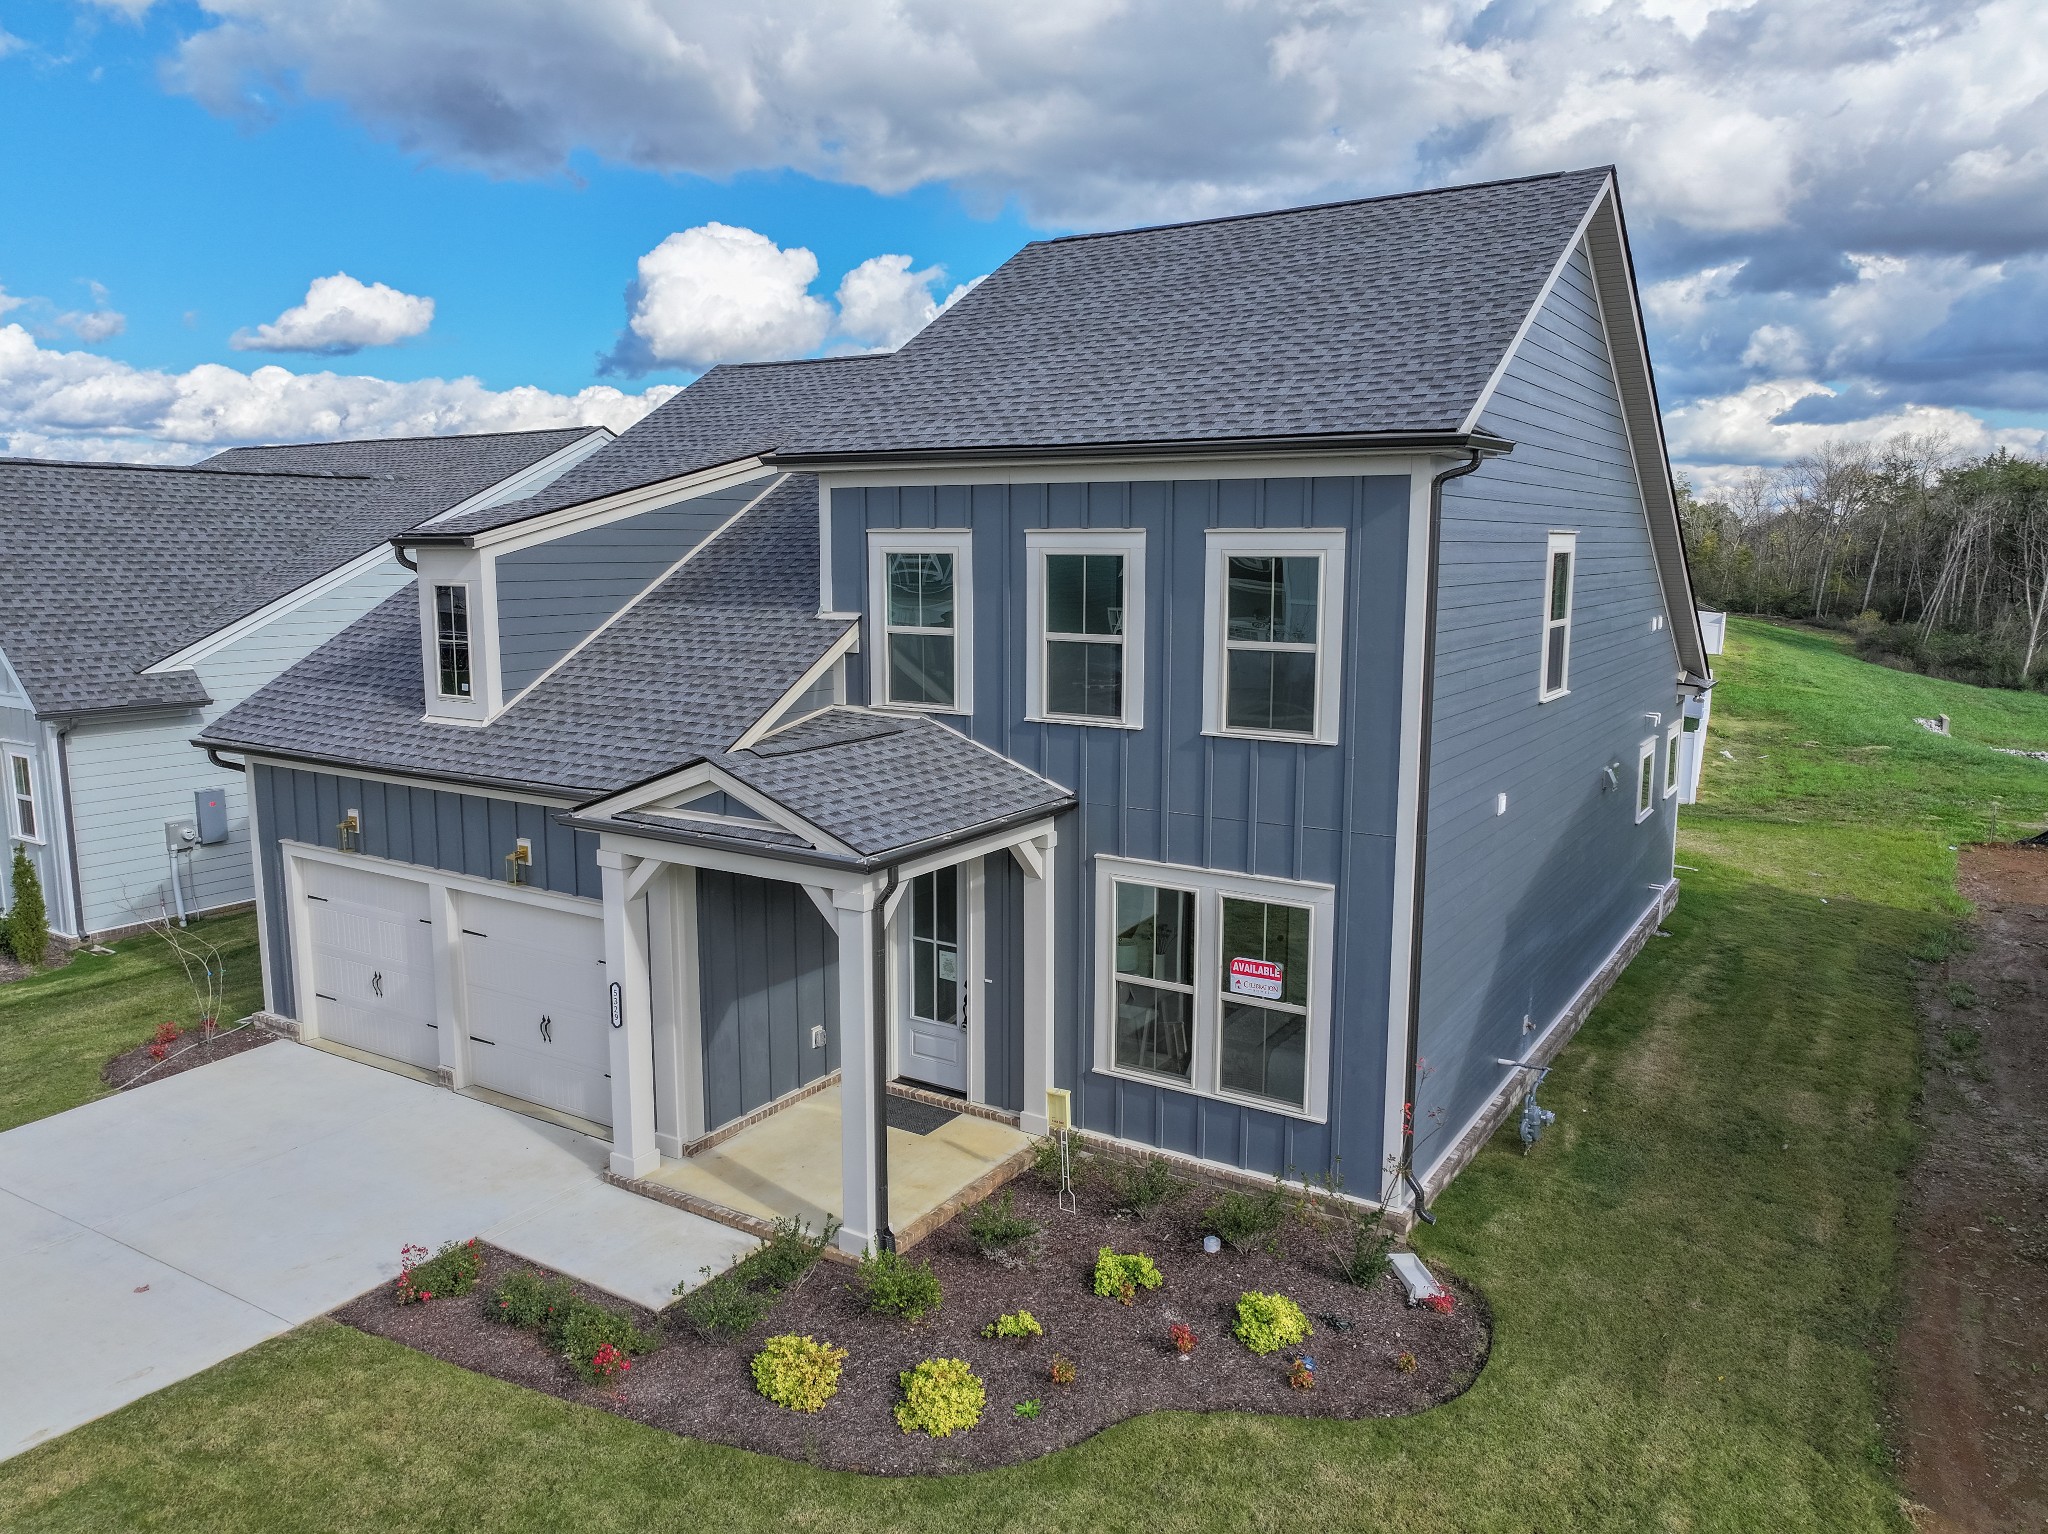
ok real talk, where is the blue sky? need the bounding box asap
[2,1,2044,486]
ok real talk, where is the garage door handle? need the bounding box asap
[372,972,384,998]
[469,1035,496,1046]
[540,1015,553,1043]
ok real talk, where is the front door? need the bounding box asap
[898,865,967,1092]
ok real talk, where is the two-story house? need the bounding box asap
[201,167,1710,1252]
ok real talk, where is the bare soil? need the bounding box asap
[0,943,74,985]
[101,1023,274,1090]
[1896,844,2048,1533]
[337,1173,1489,1475]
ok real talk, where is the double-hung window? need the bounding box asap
[1539,532,1576,700]
[1027,529,1146,727]
[1636,737,1656,823]
[869,531,973,714]
[434,584,472,699]
[6,750,38,842]
[1097,856,1334,1120]
[1664,721,1682,798]
[1202,529,1346,745]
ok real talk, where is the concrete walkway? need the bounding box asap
[0,1041,755,1462]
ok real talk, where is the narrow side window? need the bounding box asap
[434,585,472,698]
[1540,532,1577,701]
[1110,880,1197,1084]
[1636,737,1656,823]
[1665,721,1682,797]
[7,751,38,841]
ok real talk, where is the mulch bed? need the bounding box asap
[101,1023,275,1090]
[337,1170,1490,1474]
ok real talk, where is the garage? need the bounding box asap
[298,858,439,1071]
[456,891,612,1129]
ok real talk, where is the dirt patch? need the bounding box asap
[0,943,75,985]
[1894,844,2048,1532]
[101,1023,275,1090]
[337,1174,1489,1475]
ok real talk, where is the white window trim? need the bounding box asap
[1539,530,1577,702]
[1092,854,1335,1123]
[1664,720,1682,799]
[1200,528,1347,745]
[432,581,475,701]
[1635,737,1657,823]
[4,746,41,845]
[867,529,974,716]
[1024,528,1146,729]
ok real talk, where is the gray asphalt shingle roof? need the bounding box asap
[0,430,604,717]
[199,427,599,489]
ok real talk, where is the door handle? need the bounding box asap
[540,1015,553,1044]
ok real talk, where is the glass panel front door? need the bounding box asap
[899,865,967,1091]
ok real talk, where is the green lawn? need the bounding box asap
[6,619,2040,1531]
[0,910,263,1132]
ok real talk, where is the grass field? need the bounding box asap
[3,619,2044,1531]
[0,910,262,1133]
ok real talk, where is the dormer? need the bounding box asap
[415,544,501,724]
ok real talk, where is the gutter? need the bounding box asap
[205,747,247,775]
[1396,448,1486,1222]
[768,428,1513,471]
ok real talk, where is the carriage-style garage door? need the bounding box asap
[456,891,611,1128]
[299,860,440,1070]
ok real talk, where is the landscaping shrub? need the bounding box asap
[732,1215,834,1292]
[749,1333,848,1413]
[674,1214,832,1341]
[1169,1321,1197,1355]
[981,1310,1043,1343]
[1031,1132,1087,1190]
[1102,1154,1189,1218]
[492,1269,574,1331]
[675,1270,770,1342]
[489,1268,654,1382]
[1233,1290,1312,1355]
[965,1188,1041,1264]
[1092,1246,1162,1304]
[1336,1212,1394,1289]
[1201,1181,1288,1253]
[3,846,48,968]
[857,1247,943,1321]
[1048,1355,1077,1387]
[395,1238,482,1305]
[894,1357,985,1438]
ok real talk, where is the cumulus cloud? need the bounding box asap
[0,281,128,344]
[834,254,951,351]
[0,321,673,462]
[231,272,434,354]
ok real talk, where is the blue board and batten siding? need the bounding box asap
[696,868,840,1128]
[250,762,601,1017]
[495,477,769,696]
[832,474,1413,1185]
[1412,241,1681,1173]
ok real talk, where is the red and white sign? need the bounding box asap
[1227,957,1284,1001]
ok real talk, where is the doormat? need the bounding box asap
[885,1093,960,1136]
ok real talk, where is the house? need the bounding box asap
[0,427,610,943]
[201,166,1711,1252]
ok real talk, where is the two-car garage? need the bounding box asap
[292,851,614,1132]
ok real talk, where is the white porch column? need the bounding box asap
[599,850,660,1179]
[1016,830,1057,1136]
[833,882,883,1256]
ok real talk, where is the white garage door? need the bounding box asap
[457,892,611,1128]
[299,859,439,1070]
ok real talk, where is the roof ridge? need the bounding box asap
[216,425,601,450]
[707,354,895,373]
[0,457,384,482]
[1034,165,1614,249]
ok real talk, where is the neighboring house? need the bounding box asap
[0,427,610,942]
[203,166,1711,1251]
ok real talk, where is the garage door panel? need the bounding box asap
[457,893,610,1127]
[299,859,438,1070]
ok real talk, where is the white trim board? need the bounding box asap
[415,428,613,528]
[451,457,774,555]
[732,625,862,751]
[866,529,976,718]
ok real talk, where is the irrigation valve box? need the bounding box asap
[195,787,229,845]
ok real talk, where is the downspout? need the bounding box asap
[52,724,89,943]
[1398,450,1485,1223]
[872,864,900,1251]
[206,747,247,774]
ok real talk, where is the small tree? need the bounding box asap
[4,845,49,968]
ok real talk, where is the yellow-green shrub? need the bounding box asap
[982,1310,1043,1342]
[1233,1290,1312,1355]
[1092,1246,1162,1303]
[749,1333,848,1413]
[894,1357,985,1437]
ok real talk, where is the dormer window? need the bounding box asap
[435,585,472,698]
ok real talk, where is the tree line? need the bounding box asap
[1679,435,2048,689]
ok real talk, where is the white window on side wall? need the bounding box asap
[868,530,973,714]
[1636,737,1656,823]
[1201,529,1346,745]
[1095,855,1335,1121]
[5,749,38,842]
[1025,529,1146,728]
[1664,721,1682,798]
[1539,531,1577,701]
[433,584,473,698]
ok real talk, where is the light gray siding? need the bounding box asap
[832,473,1413,1185]
[495,478,769,696]
[0,700,66,937]
[696,868,838,1129]
[1412,240,1681,1175]
[251,762,599,1017]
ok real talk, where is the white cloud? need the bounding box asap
[833,254,949,350]
[0,321,674,462]
[1665,379,2048,473]
[613,225,832,372]
[231,272,435,354]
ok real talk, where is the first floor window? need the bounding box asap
[1636,737,1656,822]
[434,584,472,698]
[7,751,37,841]
[1540,532,1576,700]
[1112,880,1195,1081]
[1665,721,1682,797]
[1218,897,1312,1109]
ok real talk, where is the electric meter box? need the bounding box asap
[195,787,229,846]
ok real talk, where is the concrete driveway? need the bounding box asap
[0,1041,755,1462]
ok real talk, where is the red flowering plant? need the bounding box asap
[146,1020,184,1061]
[589,1342,631,1392]
[395,1238,484,1306]
[1421,1290,1455,1316]
[1168,1322,1197,1356]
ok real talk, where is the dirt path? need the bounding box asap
[1896,845,2048,1533]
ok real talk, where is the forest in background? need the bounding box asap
[1679,436,2048,690]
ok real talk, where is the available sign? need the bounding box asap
[1227,957,1284,1001]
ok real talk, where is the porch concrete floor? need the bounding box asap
[642,1085,1032,1240]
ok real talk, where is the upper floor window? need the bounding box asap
[1540,532,1576,701]
[434,584,472,698]
[1202,529,1346,745]
[1026,529,1147,728]
[6,749,38,842]
[868,530,974,714]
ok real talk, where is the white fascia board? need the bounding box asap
[814,450,1435,493]
[143,543,401,675]
[0,644,30,708]
[1457,174,1613,437]
[730,623,861,751]
[460,456,773,556]
[576,759,856,859]
[414,428,614,529]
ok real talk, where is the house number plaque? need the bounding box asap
[609,981,623,1029]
